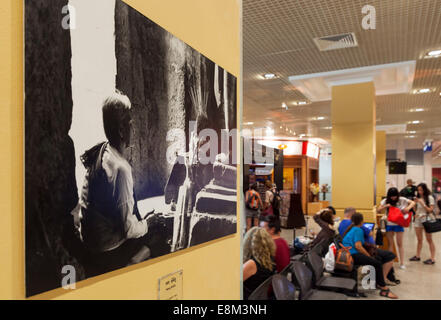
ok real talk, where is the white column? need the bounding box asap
[424,151,433,188]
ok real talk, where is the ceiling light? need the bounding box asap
[316,116,325,120]
[282,102,288,110]
[324,126,332,130]
[407,131,416,134]
[413,108,424,112]
[263,73,276,79]
[405,135,416,138]
[265,127,274,136]
[411,120,421,124]
[293,101,308,106]
[280,126,283,129]
[426,50,441,58]
[414,88,431,94]
[244,122,254,125]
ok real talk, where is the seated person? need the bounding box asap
[339,207,400,285]
[79,92,154,275]
[339,207,374,244]
[342,212,398,299]
[262,216,290,272]
[243,227,276,299]
[307,208,336,255]
[308,206,339,237]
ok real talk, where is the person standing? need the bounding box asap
[400,179,417,200]
[377,187,415,269]
[409,183,436,265]
[263,180,275,217]
[245,183,264,231]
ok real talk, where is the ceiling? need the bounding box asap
[243,0,441,151]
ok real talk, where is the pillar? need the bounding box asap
[331,82,376,222]
[376,131,386,205]
[424,151,433,189]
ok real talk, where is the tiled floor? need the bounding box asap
[281,223,441,300]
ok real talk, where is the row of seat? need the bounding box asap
[248,237,363,300]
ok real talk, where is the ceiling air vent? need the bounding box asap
[313,33,358,51]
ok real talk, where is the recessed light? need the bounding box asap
[426,49,441,58]
[263,73,276,79]
[244,122,254,125]
[414,88,431,94]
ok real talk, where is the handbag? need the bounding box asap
[387,206,412,227]
[422,215,441,234]
[375,227,384,246]
[334,245,354,272]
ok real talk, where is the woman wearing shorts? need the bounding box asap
[409,183,436,265]
[377,187,415,269]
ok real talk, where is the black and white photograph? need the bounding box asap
[25,0,237,297]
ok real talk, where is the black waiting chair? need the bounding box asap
[272,274,296,300]
[248,275,274,300]
[291,261,347,300]
[306,251,357,292]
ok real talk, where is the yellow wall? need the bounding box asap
[376,131,386,205]
[0,0,240,300]
[331,82,376,222]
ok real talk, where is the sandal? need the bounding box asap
[409,256,421,261]
[423,259,435,265]
[380,288,398,299]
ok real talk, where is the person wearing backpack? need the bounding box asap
[270,184,282,219]
[245,183,264,231]
[342,212,398,299]
[263,180,280,218]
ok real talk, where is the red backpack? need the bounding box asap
[387,206,412,227]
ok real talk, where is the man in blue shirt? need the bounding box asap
[339,207,375,244]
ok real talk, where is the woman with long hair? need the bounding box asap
[243,227,276,299]
[342,213,398,299]
[409,183,436,264]
[377,187,415,269]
